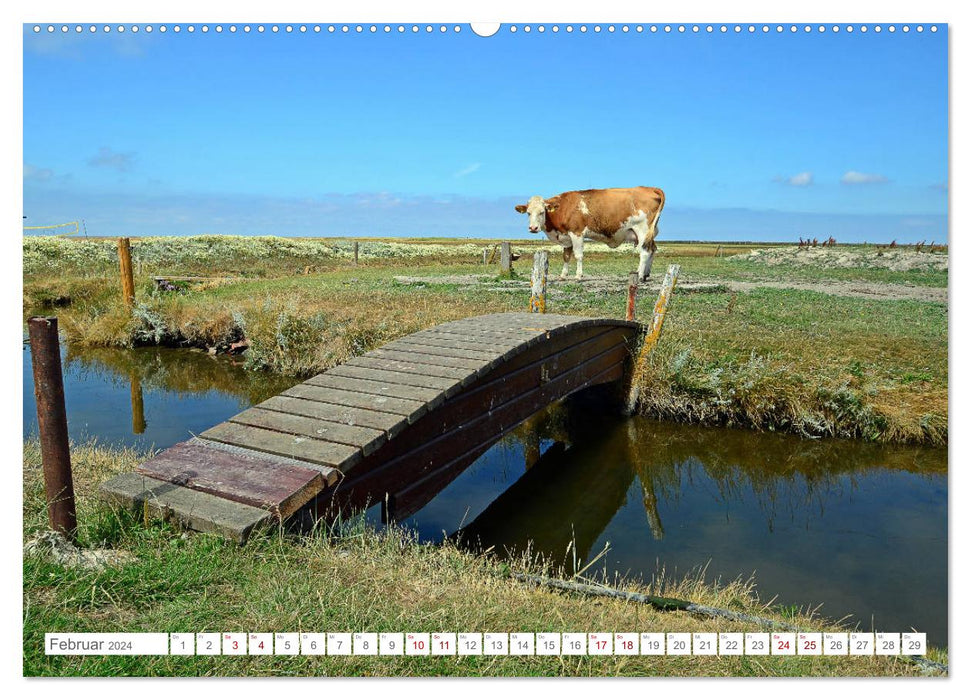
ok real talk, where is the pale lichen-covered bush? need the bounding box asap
[23,235,512,276]
[23,235,637,277]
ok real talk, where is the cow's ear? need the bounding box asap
[546,202,558,214]
[514,204,528,213]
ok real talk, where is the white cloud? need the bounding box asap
[24,163,54,182]
[454,162,481,178]
[840,170,889,185]
[88,147,136,172]
[773,171,813,187]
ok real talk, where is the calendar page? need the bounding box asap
[17,0,951,686]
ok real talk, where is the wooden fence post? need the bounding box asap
[353,241,359,265]
[500,241,512,274]
[529,251,549,313]
[482,248,489,265]
[626,272,639,321]
[118,237,135,309]
[27,316,78,540]
[626,264,681,415]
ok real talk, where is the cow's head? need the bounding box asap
[515,195,557,233]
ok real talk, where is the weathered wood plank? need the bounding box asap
[304,374,443,403]
[416,328,549,348]
[258,394,406,433]
[344,355,473,381]
[282,382,428,419]
[201,422,361,470]
[327,363,458,391]
[395,334,519,354]
[100,473,272,544]
[473,326,624,382]
[380,340,500,362]
[406,331,525,352]
[367,347,487,371]
[135,440,328,518]
[229,407,387,456]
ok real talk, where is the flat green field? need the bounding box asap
[23,236,948,445]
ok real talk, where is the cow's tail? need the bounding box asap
[643,188,664,251]
[649,188,665,236]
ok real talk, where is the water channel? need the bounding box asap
[23,341,948,647]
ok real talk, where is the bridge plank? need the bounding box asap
[367,347,487,371]
[304,374,443,403]
[345,355,474,381]
[135,440,328,518]
[380,340,500,362]
[410,329,545,348]
[100,473,273,544]
[229,407,387,456]
[327,363,458,391]
[257,394,407,434]
[201,422,361,470]
[467,326,624,381]
[393,334,519,354]
[282,383,428,419]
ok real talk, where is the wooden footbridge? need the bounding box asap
[101,312,640,542]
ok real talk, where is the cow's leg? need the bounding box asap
[569,233,585,279]
[560,246,573,279]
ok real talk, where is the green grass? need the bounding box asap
[22,441,946,677]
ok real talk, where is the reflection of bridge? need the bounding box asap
[101,313,640,542]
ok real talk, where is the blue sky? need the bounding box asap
[22,23,948,241]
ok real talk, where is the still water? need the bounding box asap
[23,342,948,647]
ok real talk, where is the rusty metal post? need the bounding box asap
[500,241,511,274]
[118,237,135,309]
[353,241,359,265]
[27,317,77,540]
[529,251,549,313]
[626,271,639,321]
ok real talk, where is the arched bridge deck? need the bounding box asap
[101,313,641,542]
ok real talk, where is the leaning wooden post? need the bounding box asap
[500,241,512,274]
[626,271,639,321]
[118,237,135,309]
[529,251,549,313]
[353,241,359,265]
[27,317,78,541]
[626,264,681,415]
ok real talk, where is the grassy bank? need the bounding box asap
[22,440,945,677]
[22,236,948,445]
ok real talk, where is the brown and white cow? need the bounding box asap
[515,187,665,281]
